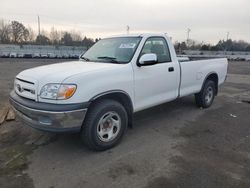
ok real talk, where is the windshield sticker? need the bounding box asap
[119,43,136,49]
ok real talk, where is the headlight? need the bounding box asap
[40,84,77,100]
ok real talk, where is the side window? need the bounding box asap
[140,37,171,63]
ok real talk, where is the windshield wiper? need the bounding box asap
[97,56,120,64]
[98,56,116,60]
[81,56,90,61]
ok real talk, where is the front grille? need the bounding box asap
[16,78,34,85]
[15,77,37,101]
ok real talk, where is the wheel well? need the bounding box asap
[206,73,218,95]
[89,92,134,127]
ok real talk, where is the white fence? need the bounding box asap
[182,50,250,61]
[1,44,250,61]
[0,44,87,58]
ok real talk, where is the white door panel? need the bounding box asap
[133,37,179,112]
[134,62,179,111]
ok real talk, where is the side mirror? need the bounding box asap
[137,53,157,67]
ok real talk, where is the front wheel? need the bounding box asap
[81,99,128,151]
[195,80,216,108]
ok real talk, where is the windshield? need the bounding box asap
[80,37,142,64]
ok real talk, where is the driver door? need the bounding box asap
[133,37,179,111]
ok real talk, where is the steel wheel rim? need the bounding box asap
[205,86,213,104]
[97,111,121,142]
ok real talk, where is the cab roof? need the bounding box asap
[106,33,168,38]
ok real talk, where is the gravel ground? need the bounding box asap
[0,58,249,188]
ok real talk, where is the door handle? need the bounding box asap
[168,67,174,72]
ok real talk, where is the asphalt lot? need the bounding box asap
[0,58,250,188]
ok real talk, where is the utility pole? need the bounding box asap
[226,32,229,41]
[187,28,191,46]
[38,15,41,36]
[126,25,130,34]
[38,15,41,45]
[225,32,230,53]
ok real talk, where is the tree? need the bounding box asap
[82,36,94,49]
[61,32,73,45]
[69,30,82,46]
[246,45,250,52]
[95,38,101,43]
[0,20,11,43]
[27,26,35,43]
[212,39,250,51]
[11,20,29,43]
[50,27,60,45]
[180,42,187,51]
[36,35,50,45]
[201,44,210,51]
[70,30,82,42]
[174,41,181,53]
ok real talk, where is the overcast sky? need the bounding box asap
[1,0,249,44]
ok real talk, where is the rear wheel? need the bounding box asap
[81,99,128,151]
[195,80,216,108]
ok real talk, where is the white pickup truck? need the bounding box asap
[10,33,228,150]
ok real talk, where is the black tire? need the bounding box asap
[195,80,216,108]
[81,99,128,151]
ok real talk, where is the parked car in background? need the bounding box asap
[23,53,33,58]
[1,52,10,58]
[32,53,40,58]
[9,52,17,58]
[17,53,24,58]
[48,53,56,58]
[62,54,69,59]
[56,54,63,59]
[71,54,80,59]
[177,56,190,62]
[40,54,48,58]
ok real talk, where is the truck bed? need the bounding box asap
[179,58,228,97]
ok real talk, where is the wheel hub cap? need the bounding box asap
[97,112,121,142]
[205,86,213,104]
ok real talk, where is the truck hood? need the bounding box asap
[15,60,125,102]
[17,61,120,83]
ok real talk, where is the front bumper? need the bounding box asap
[9,90,90,133]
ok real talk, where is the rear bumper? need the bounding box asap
[9,90,89,133]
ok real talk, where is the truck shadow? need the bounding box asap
[24,95,207,186]
[36,95,197,153]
